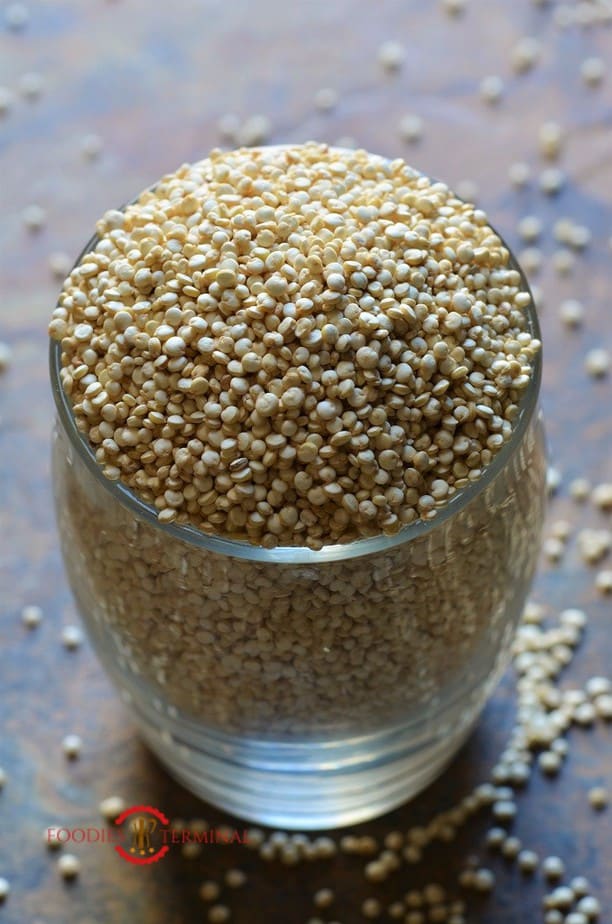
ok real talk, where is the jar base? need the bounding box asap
[127,692,484,830]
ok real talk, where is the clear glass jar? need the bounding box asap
[50,237,545,830]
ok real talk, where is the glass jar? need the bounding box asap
[50,235,545,830]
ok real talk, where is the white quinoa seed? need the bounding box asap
[585,349,610,378]
[541,169,566,196]
[378,40,405,72]
[587,786,609,810]
[217,113,240,143]
[398,113,424,143]
[480,75,504,104]
[509,161,531,188]
[455,179,479,203]
[238,115,271,147]
[512,36,541,73]
[21,604,43,628]
[61,624,84,650]
[4,3,29,30]
[225,868,246,888]
[361,897,382,918]
[442,0,466,15]
[18,71,44,101]
[552,247,574,275]
[313,887,334,908]
[518,849,539,873]
[570,478,591,501]
[199,881,220,902]
[22,204,46,232]
[314,88,338,112]
[518,215,542,242]
[539,121,563,160]
[473,868,495,891]
[62,734,82,759]
[98,795,126,821]
[208,905,230,923]
[586,677,611,698]
[48,251,72,280]
[80,133,103,161]
[581,57,605,87]
[591,483,612,511]
[595,569,612,593]
[542,855,565,880]
[560,299,584,328]
[576,895,601,917]
[58,853,80,879]
[0,86,14,115]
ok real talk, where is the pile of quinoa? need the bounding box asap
[50,142,540,548]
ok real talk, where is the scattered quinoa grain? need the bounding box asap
[62,734,82,759]
[576,895,601,918]
[208,905,230,923]
[501,835,521,859]
[58,853,80,880]
[587,786,608,810]
[591,483,612,511]
[4,2,29,30]
[238,114,271,146]
[585,348,610,378]
[552,247,574,274]
[442,0,466,15]
[225,868,246,888]
[541,169,566,196]
[0,86,14,115]
[560,299,584,328]
[509,162,531,188]
[313,888,334,908]
[22,204,46,232]
[361,897,382,918]
[518,849,539,873]
[98,795,126,821]
[547,885,575,909]
[398,113,423,143]
[199,881,220,902]
[480,75,504,104]
[378,40,405,72]
[21,604,43,628]
[473,868,495,891]
[61,624,84,650]
[581,57,605,86]
[539,121,563,160]
[570,478,591,501]
[512,36,541,73]
[542,856,565,880]
[48,251,72,280]
[518,215,542,242]
[80,133,103,161]
[595,569,612,593]
[314,88,338,112]
[18,71,43,100]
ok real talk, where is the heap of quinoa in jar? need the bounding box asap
[50,142,540,550]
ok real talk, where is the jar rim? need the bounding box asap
[49,151,542,563]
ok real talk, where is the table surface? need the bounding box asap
[0,1,611,922]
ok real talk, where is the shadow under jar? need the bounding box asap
[50,303,545,829]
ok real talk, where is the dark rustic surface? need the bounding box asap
[0,1,611,922]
